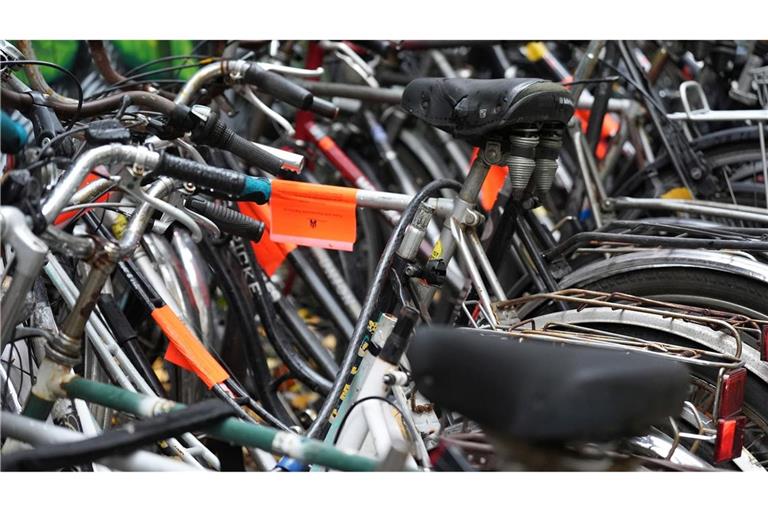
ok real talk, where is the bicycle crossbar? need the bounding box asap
[61,377,381,472]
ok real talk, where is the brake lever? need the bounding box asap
[320,41,379,88]
[141,180,221,239]
[118,173,204,243]
[235,84,295,137]
[258,62,325,78]
[154,185,222,239]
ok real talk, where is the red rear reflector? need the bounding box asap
[762,326,768,361]
[718,368,747,419]
[714,416,746,463]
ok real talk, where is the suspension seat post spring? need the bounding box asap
[505,130,540,199]
[533,129,563,195]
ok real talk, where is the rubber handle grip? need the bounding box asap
[186,197,265,242]
[297,80,403,104]
[156,154,245,195]
[224,131,285,175]
[244,64,314,109]
[156,154,271,203]
[309,97,340,119]
[189,113,285,174]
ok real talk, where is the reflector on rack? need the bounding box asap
[761,325,768,362]
[717,368,747,419]
[714,415,746,463]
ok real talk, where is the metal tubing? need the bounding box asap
[759,122,768,206]
[287,251,355,339]
[609,196,768,224]
[297,80,403,104]
[570,40,606,105]
[62,377,380,471]
[355,189,456,217]
[466,228,507,301]
[515,210,562,295]
[1,412,202,472]
[175,61,232,105]
[309,247,362,318]
[41,144,160,223]
[45,256,215,468]
[333,316,397,452]
[0,207,49,344]
[450,220,498,326]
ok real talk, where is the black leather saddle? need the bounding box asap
[408,327,688,443]
[401,78,575,144]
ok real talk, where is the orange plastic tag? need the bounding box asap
[152,305,229,388]
[54,166,111,225]
[480,165,510,212]
[574,109,620,160]
[238,202,296,277]
[269,180,357,251]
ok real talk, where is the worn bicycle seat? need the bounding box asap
[401,78,574,144]
[408,327,688,443]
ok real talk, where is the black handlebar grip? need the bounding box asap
[309,97,340,119]
[224,131,285,175]
[296,80,403,105]
[186,197,265,242]
[156,154,246,196]
[244,64,314,109]
[190,113,285,174]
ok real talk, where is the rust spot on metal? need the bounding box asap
[412,403,434,414]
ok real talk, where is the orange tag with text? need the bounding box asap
[153,305,229,388]
[238,201,296,277]
[269,180,357,251]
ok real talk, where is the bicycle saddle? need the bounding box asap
[408,327,689,443]
[401,78,574,144]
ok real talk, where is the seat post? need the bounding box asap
[415,143,497,307]
[430,141,498,264]
[457,142,499,204]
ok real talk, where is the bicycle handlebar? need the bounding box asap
[243,63,314,109]
[296,80,403,104]
[186,108,286,174]
[186,197,265,242]
[156,154,271,203]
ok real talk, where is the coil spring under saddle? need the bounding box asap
[533,129,563,195]
[504,131,539,199]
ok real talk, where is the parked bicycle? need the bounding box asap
[2,39,767,472]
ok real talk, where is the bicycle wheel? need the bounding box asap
[558,250,768,351]
[643,128,768,208]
